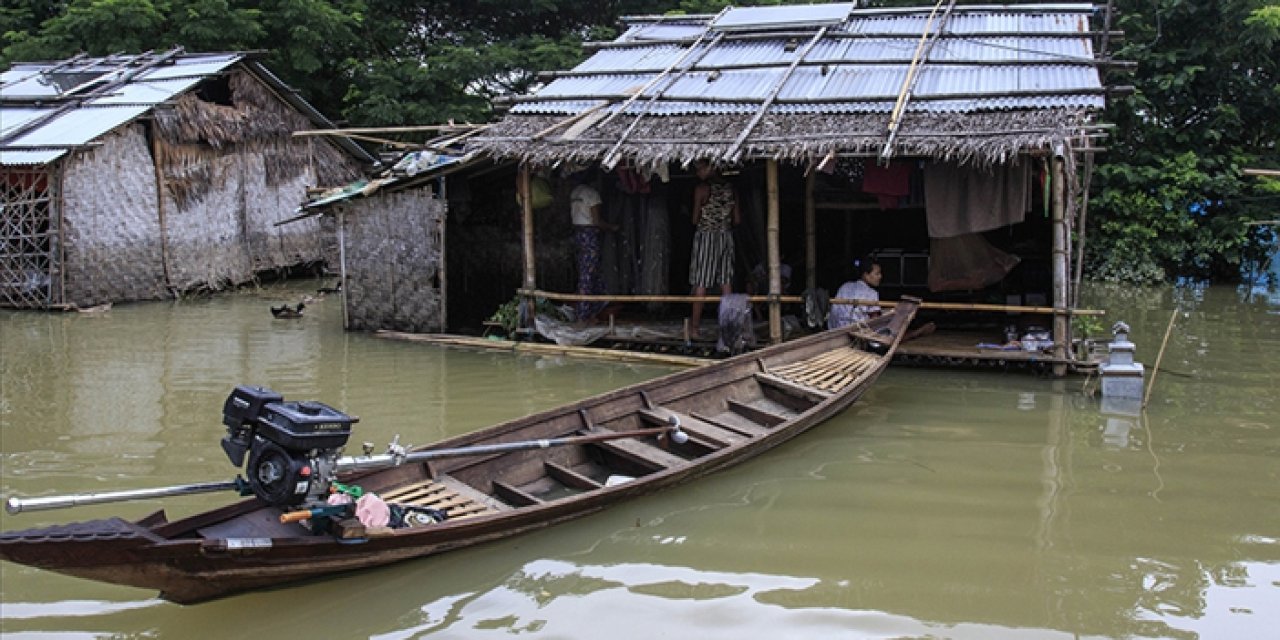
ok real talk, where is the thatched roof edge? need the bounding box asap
[469,110,1094,169]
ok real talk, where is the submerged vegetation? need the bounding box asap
[3,0,1276,283]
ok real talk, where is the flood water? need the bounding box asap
[1,279,1277,639]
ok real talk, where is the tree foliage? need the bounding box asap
[3,0,1276,282]
[1091,0,1280,283]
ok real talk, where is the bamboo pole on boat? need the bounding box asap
[1051,153,1069,376]
[767,159,782,345]
[332,424,689,476]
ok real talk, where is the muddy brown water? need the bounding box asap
[1,280,1276,639]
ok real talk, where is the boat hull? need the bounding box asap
[1,299,918,603]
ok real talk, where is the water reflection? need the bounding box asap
[1,280,1277,638]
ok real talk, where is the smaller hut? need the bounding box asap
[0,48,375,309]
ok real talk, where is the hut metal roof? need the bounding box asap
[472,2,1115,167]
[0,49,375,166]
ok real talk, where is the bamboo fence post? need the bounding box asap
[519,166,536,329]
[1051,153,1069,376]
[767,159,782,344]
[804,169,816,294]
[1143,309,1178,409]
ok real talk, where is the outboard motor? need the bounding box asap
[221,385,358,507]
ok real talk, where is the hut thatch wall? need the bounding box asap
[153,67,357,292]
[471,109,1090,170]
[342,188,446,333]
[60,125,169,306]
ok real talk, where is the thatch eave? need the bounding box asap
[469,109,1097,170]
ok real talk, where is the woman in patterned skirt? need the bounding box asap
[689,161,740,336]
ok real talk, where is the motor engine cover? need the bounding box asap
[245,439,313,506]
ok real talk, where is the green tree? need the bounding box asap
[1090,0,1280,283]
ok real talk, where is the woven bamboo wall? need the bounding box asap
[60,126,168,307]
[342,188,445,333]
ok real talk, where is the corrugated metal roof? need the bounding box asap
[1,50,376,166]
[4,106,150,147]
[516,4,1104,117]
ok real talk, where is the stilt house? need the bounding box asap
[466,2,1122,374]
[0,48,374,309]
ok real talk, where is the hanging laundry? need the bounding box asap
[862,160,912,209]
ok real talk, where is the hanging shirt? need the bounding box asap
[570,184,602,226]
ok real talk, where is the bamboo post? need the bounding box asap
[1051,153,1069,376]
[804,169,816,293]
[519,166,536,329]
[337,209,350,330]
[766,159,782,345]
[151,134,173,292]
[1142,309,1178,408]
[437,178,448,332]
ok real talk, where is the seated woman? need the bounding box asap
[828,257,882,329]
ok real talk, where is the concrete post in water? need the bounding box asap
[1100,321,1144,410]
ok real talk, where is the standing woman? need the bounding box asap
[569,170,613,322]
[688,161,741,336]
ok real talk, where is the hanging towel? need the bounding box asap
[924,161,1031,238]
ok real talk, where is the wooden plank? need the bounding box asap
[591,430,687,470]
[492,480,544,507]
[545,461,603,490]
[754,372,831,402]
[638,407,746,448]
[727,398,788,427]
[691,410,770,437]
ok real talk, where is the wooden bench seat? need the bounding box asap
[590,428,687,470]
[638,407,750,448]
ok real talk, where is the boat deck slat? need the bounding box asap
[765,346,882,394]
[380,476,507,520]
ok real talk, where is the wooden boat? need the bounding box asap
[0,298,917,604]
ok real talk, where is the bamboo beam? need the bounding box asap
[375,332,708,368]
[804,170,817,293]
[542,57,1128,79]
[1243,168,1280,177]
[291,125,480,136]
[600,26,727,169]
[1051,153,1069,376]
[586,30,1125,50]
[881,0,959,160]
[766,159,782,344]
[723,26,829,163]
[518,289,1106,316]
[515,87,1113,105]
